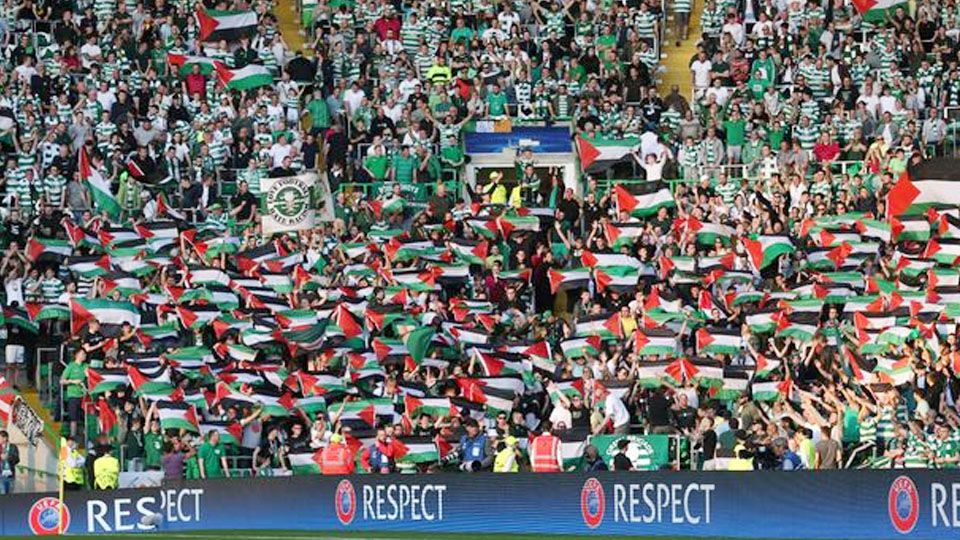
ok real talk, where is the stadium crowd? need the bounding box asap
[0,0,959,492]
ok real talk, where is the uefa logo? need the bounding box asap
[28,497,70,536]
[888,475,919,534]
[580,477,605,529]
[335,479,357,525]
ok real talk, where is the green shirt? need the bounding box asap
[307,99,330,130]
[723,119,746,146]
[486,92,508,117]
[63,361,87,399]
[144,431,163,468]
[393,154,419,184]
[198,442,225,478]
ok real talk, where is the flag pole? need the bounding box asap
[57,437,67,535]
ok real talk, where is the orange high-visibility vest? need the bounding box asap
[321,443,354,475]
[530,434,561,472]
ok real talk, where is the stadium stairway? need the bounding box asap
[276,0,310,55]
[658,0,703,99]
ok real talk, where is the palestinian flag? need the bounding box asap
[635,362,670,388]
[695,327,743,355]
[393,437,440,464]
[4,308,38,333]
[691,361,725,389]
[754,355,781,378]
[67,255,110,278]
[574,312,624,340]
[448,238,489,265]
[742,235,795,271]
[334,399,396,427]
[886,172,960,217]
[167,53,217,76]
[559,430,589,470]
[613,182,676,217]
[683,218,733,246]
[854,219,891,243]
[707,371,750,401]
[404,395,458,418]
[26,237,72,260]
[70,298,140,333]
[547,268,591,293]
[576,135,639,171]
[852,0,908,22]
[293,372,349,397]
[873,356,913,386]
[922,238,960,266]
[96,398,118,436]
[196,7,258,41]
[560,335,602,359]
[751,380,790,402]
[776,312,820,340]
[603,222,644,249]
[79,147,120,220]
[456,378,514,413]
[164,347,215,370]
[25,303,70,322]
[215,62,274,91]
[156,401,200,432]
[199,422,243,446]
[86,368,128,394]
[746,307,779,334]
[471,350,530,377]
[288,449,324,474]
[894,215,931,242]
[127,365,175,396]
[633,328,679,356]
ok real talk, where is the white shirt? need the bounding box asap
[4,278,23,307]
[691,60,712,88]
[269,143,292,167]
[342,88,366,114]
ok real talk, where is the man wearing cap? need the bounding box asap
[493,435,522,472]
[320,433,355,475]
[481,171,507,204]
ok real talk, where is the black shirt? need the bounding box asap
[613,452,633,471]
[231,191,258,221]
[646,392,672,427]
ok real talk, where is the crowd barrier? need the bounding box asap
[4,471,960,537]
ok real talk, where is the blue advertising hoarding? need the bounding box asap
[4,471,960,538]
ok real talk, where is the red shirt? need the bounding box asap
[813,141,840,163]
[372,17,401,41]
[185,73,206,97]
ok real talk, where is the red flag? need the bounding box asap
[886,172,920,219]
[576,136,601,170]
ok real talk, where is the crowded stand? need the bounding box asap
[0,0,959,492]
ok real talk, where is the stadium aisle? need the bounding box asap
[276,0,310,55]
[658,0,703,98]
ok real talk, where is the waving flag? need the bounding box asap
[196,7,258,41]
[613,182,676,217]
[156,401,200,432]
[79,147,120,220]
[742,235,795,271]
[215,62,274,91]
[26,237,72,260]
[70,299,141,334]
[166,53,217,76]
